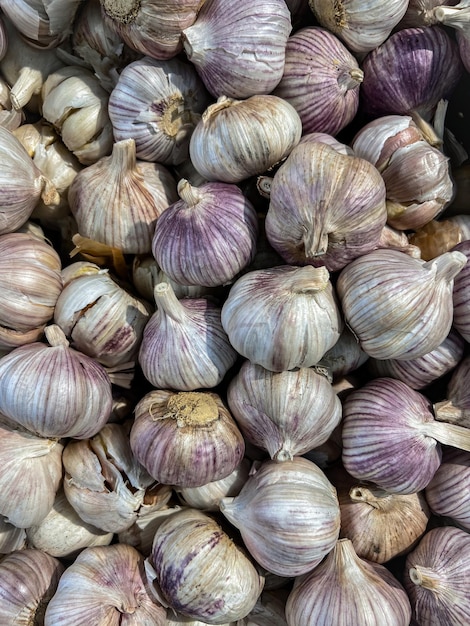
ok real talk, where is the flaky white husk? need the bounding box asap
[62,422,173,533]
[227,361,342,460]
[0,548,64,625]
[44,544,167,626]
[219,457,341,577]
[145,508,264,624]
[221,265,343,372]
[285,538,412,625]
[404,526,470,625]
[0,416,63,528]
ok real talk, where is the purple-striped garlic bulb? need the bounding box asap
[434,354,470,428]
[452,239,470,342]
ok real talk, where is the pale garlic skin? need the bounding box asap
[221,265,343,372]
[318,325,369,380]
[451,239,470,343]
[182,0,292,99]
[189,95,302,183]
[227,361,342,461]
[220,457,341,577]
[0,76,24,130]
[0,514,26,554]
[0,548,64,626]
[44,544,167,626]
[285,538,412,626]
[433,354,470,428]
[130,389,245,488]
[145,508,265,624]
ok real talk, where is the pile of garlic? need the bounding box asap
[2,1,470,625]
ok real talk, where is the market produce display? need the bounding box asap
[1,1,470,624]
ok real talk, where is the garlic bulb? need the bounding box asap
[221,265,343,372]
[298,130,355,155]
[152,179,259,287]
[0,232,63,350]
[54,266,151,371]
[336,248,467,360]
[264,142,387,271]
[44,543,167,625]
[68,138,179,254]
[398,0,459,28]
[108,55,211,165]
[0,76,24,130]
[227,361,342,461]
[0,416,64,528]
[131,389,245,488]
[26,487,114,558]
[182,0,291,99]
[434,354,470,427]
[285,538,412,625]
[0,548,64,625]
[273,26,363,136]
[0,324,113,439]
[145,508,264,624]
[0,515,26,554]
[308,0,409,54]
[41,65,113,164]
[220,457,341,577]
[63,422,173,533]
[451,239,470,342]
[139,282,237,390]
[189,95,302,183]
[404,526,470,625]
[318,326,369,380]
[242,589,290,626]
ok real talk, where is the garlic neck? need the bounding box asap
[202,96,236,123]
[44,324,70,348]
[287,265,330,294]
[110,138,137,173]
[349,485,392,509]
[423,250,467,283]
[177,178,202,206]
[409,565,443,591]
[153,282,187,323]
[337,68,364,92]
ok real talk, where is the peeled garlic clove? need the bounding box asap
[264,141,387,271]
[189,95,302,183]
[220,457,341,577]
[227,361,342,461]
[404,526,470,625]
[44,543,167,625]
[139,282,237,390]
[221,265,343,372]
[337,248,467,360]
[131,389,245,488]
[285,538,412,625]
[182,0,291,99]
[0,324,113,439]
[152,179,259,287]
[0,416,64,528]
[108,55,211,165]
[0,548,64,625]
[69,138,178,254]
[145,508,264,624]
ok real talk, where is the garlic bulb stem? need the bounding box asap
[408,565,442,590]
[110,137,137,172]
[423,420,470,452]
[338,68,364,92]
[423,250,467,282]
[287,265,330,293]
[349,485,391,509]
[153,282,187,323]
[177,178,202,206]
[44,324,69,348]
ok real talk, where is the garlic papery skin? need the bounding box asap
[131,389,245,488]
[327,465,431,563]
[108,55,211,165]
[404,526,470,625]
[44,543,167,626]
[176,458,251,511]
[451,239,470,342]
[0,548,64,625]
[227,361,342,461]
[434,354,470,428]
[336,248,467,360]
[273,26,363,136]
[0,232,63,350]
[145,508,264,624]
[367,328,465,390]
[398,0,459,28]
[0,416,64,528]
[240,589,289,626]
[152,179,259,287]
[41,65,113,165]
[0,127,59,235]
[298,131,355,155]
[308,0,409,54]
[425,447,470,530]
[318,326,369,380]
[0,76,24,130]
[189,95,302,184]
[54,267,151,370]
[285,538,412,626]
[0,515,26,554]
[62,421,173,534]
[342,377,470,494]
[0,324,113,439]
[166,611,237,626]
[139,282,237,390]
[26,487,114,558]
[100,0,202,61]
[182,0,291,99]
[219,457,341,577]
[221,265,343,372]
[68,138,178,254]
[264,142,387,272]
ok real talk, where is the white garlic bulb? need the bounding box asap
[0,514,26,554]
